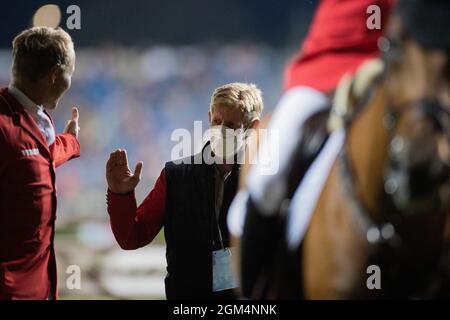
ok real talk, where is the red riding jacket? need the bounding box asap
[284,0,395,93]
[0,87,80,300]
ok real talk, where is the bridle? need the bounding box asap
[336,55,450,297]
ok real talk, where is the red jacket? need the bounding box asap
[284,0,395,92]
[0,87,80,300]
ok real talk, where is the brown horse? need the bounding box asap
[237,13,450,299]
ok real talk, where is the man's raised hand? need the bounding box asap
[106,149,143,194]
[64,106,80,138]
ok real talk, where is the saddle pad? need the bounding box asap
[286,129,345,249]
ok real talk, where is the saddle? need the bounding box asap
[286,59,385,200]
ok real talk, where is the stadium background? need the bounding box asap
[0,0,318,299]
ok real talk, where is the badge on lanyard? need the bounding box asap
[212,247,239,292]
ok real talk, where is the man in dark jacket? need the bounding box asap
[106,82,263,299]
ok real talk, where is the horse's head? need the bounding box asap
[383,1,450,215]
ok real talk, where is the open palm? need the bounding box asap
[106,149,143,194]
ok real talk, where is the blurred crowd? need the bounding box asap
[0,43,287,226]
[0,43,289,298]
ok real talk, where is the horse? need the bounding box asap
[237,12,450,299]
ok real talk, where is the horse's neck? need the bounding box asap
[347,82,390,216]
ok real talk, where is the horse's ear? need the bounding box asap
[386,15,405,46]
[384,14,407,73]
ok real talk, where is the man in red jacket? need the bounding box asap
[0,26,81,300]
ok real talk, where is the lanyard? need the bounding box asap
[214,208,225,250]
[213,168,231,250]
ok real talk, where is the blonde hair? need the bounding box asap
[210,82,264,127]
[12,26,74,82]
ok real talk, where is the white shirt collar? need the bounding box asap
[8,85,44,113]
[8,84,55,146]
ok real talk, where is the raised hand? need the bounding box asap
[106,149,143,194]
[64,106,80,139]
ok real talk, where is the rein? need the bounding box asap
[337,63,397,246]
